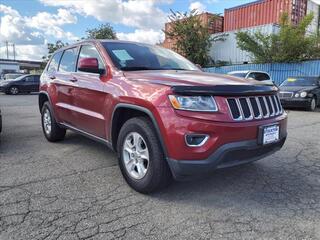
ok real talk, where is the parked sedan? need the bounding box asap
[279,76,320,111]
[0,74,40,95]
[228,70,274,85]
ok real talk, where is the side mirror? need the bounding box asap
[78,58,102,74]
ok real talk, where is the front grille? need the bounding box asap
[279,91,293,98]
[227,95,283,121]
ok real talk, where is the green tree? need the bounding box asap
[86,23,117,40]
[236,13,320,63]
[41,40,68,69]
[163,10,215,66]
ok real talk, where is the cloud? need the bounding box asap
[117,29,164,44]
[0,4,78,45]
[189,1,207,13]
[0,5,45,45]
[39,0,168,30]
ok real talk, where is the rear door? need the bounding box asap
[22,75,35,92]
[72,44,107,138]
[53,47,79,125]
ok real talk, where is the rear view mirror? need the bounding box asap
[78,58,103,74]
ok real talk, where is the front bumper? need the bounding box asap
[280,98,311,108]
[0,86,8,93]
[167,136,286,180]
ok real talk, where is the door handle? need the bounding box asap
[48,75,56,80]
[69,77,78,82]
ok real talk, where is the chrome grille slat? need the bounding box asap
[255,97,263,119]
[268,96,275,117]
[227,95,283,121]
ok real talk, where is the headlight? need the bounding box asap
[300,92,307,98]
[295,93,300,98]
[168,95,218,112]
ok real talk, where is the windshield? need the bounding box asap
[281,77,319,87]
[228,72,247,78]
[102,42,199,71]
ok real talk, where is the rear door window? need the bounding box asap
[59,48,78,72]
[47,51,62,72]
[33,75,40,82]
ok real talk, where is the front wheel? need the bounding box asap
[41,102,66,142]
[117,117,172,193]
[308,97,317,111]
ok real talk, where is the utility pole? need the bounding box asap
[13,43,16,60]
[5,41,9,59]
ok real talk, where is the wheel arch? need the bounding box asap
[38,91,52,112]
[110,104,168,158]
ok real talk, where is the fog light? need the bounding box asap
[185,134,209,147]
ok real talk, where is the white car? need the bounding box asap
[228,70,274,85]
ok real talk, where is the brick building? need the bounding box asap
[162,12,224,51]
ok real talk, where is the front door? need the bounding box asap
[72,44,107,138]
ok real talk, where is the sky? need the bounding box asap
[0,0,292,61]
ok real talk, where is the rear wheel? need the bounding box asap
[9,86,19,95]
[117,117,172,193]
[41,102,66,142]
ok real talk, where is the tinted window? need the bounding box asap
[47,51,62,72]
[33,75,40,82]
[251,72,270,81]
[77,45,104,72]
[24,76,34,82]
[102,42,198,71]
[59,48,78,72]
[281,77,319,86]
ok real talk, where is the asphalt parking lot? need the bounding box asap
[0,94,319,240]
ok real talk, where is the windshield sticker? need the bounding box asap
[287,78,296,82]
[112,50,134,61]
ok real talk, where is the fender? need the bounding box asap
[111,103,168,158]
[38,91,53,112]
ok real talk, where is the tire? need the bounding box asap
[117,117,172,193]
[41,101,66,142]
[308,97,317,111]
[9,86,19,95]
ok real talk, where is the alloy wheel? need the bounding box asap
[122,132,149,180]
[10,87,19,95]
[43,108,52,135]
[311,98,316,111]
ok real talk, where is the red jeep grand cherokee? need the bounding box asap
[39,40,287,193]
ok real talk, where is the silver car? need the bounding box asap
[228,70,274,85]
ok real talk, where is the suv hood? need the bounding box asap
[280,86,318,92]
[124,70,263,87]
[124,70,279,96]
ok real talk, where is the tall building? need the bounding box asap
[224,0,308,32]
[162,12,224,51]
